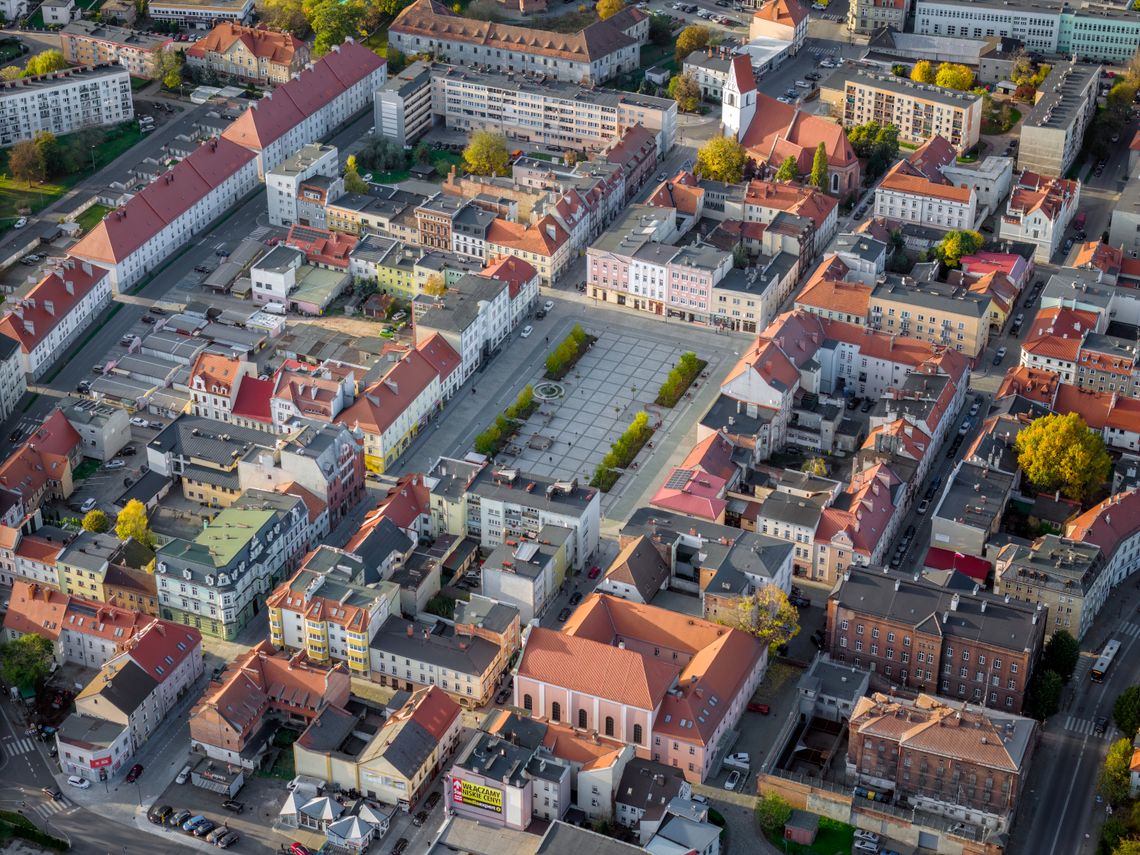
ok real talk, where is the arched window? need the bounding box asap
[604,716,615,737]
[831,172,840,193]
[523,694,533,711]
[578,709,587,730]
[633,724,643,745]
[552,702,561,722]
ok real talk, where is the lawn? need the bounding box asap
[982,106,1021,135]
[75,204,111,233]
[129,76,150,92]
[73,459,101,482]
[0,38,27,64]
[765,817,855,855]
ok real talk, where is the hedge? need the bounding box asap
[590,412,655,492]
[655,351,706,407]
[473,385,537,456]
[0,810,69,851]
[545,325,593,380]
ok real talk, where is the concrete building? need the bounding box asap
[819,69,983,154]
[389,0,647,85]
[0,65,133,149]
[875,160,977,230]
[374,60,433,148]
[848,0,907,34]
[0,334,25,423]
[59,397,130,461]
[185,22,309,85]
[480,531,571,624]
[147,0,253,26]
[1109,175,1140,260]
[59,22,171,79]
[999,172,1080,262]
[682,49,739,102]
[748,0,808,54]
[994,535,1103,639]
[42,0,75,25]
[1018,62,1100,179]
[412,273,511,384]
[868,276,992,358]
[266,144,341,228]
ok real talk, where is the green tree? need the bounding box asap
[1026,669,1062,720]
[597,0,624,18]
[1101,817,1129,854]
[0,634,54,690]
[8,140,44,186]
[890,63,908,76]
[847,121,899,180]
[1100,737,1133,805]
[674,24,711,66]
[773,155,798,181]
[802,457,828,477]
[1042,630,1080,682]
[720,584,800,654]
[32,130,57,168]
[1014,412,1113,501]
[695,135,746,184]
[934,62,974,90]
[305,0,364,57]
[81,509,110,533]
[1117,841,1140,855]
[344,154,368,192]
[648,13,672,46]
[463,130,510,177]
[667,73,700,112]
[933,229,983,269]
[0,66,21,81]
[258,0,308,33]
[755,792,792,835]
[809,141,829,191]
[910,60,935,84]
[115,499,154,548]
[1115,686,1140,738]
[22,49,67,77]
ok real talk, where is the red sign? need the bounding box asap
[90,756,112,769]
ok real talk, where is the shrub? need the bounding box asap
[655,351,706,407]
[545,324,593,379]
[591,412,654,491]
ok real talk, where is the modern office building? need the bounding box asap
[374,60,434,148]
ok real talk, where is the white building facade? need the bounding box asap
[0,65,133,148]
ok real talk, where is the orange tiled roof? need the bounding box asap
[741,95,857,171]
[336,350,439,436]
[878,159,973,204]
[795,255,870,317]
[997,366,1060,406]
[186,22,305,66]
[752,0,807,27]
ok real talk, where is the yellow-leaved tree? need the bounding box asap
[463,130,510,177]
[1014,412,1112,501]
[694,135,746,184]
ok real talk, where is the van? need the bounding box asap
[262,302,286,316]
[794,79,811,89]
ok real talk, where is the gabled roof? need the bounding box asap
[230,375,274,423]
[680,432,738,482]
[124,619,201,684]
[741,95,857,171]
[600,535,671,603]
[752,0,806,27]
[185,22,305,66]
[1067,490,1140,560]
[0,259,108,352]
[650,467,727,521]
[416,332,461,380]
[483,254,539,299]
[336,350,440,436]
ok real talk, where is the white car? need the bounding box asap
[543,300,554,312]
[520,325,534,338]
[13,217,27,229]
[854,842,879,855]
[176,765,191,785]
[363,173,373,182]
[104,459,126,470]
[854,830,881,844]
[724,770,740,791]
[130,417,149,428]
[67,776,90,789]
[727,752,750,764]
[80,498,97,513]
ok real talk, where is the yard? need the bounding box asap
[75,204,111,234]
[765,817,856,855]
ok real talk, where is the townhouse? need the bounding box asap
[819,70,983,154]
[0,65,133,148]
[59,22,171,79]
[389,0,646,85]
[847,0,906,33]
[267,546,400,678]
[266,144,341,228]
[481,530,572,624]
[993,535,1104,640]
[413,274,511,386]
[0,259,112,378]
[1066,490,1140,626]
[0,410,83,515]
[484,255,541,329]
[849,693,1036,830]
[185,22,309,85]
[484,217,572,286]
[749,0,808,53]
[875,159,977,231]
[190,641,351,768]
[999,172,1080,262]
[515,594,766,783]
[189,352,255,421]
[1018,306,1105,384]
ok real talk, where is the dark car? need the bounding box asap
[557,607,572,622]
[412,810,429,827]
[194,265,210,273]
[391,839,410,855]
[141,315,156,324]
[168,810,192,828]
[221,799,244,813]
[1095,716,1108,735]
[193,820,217,838]
[535,309,547,319]
[860,398,874,413]
[217,831,240,848]
[125,763,144,782]
[8,430,21,442]
[426,791,441,810]
[790,595,811,608]
[569,591,583,605]
[147,804,172,824]
[846,396,860,410]
[495,689,510,704]
[118,445,137,456]
[904,525,916,541]
[150,306,167,315]
[747,702,770,714]
[214,249,229,257]
[42,786,63,801]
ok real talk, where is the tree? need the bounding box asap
[648,13,672,46]
[674,24,711,65]
[344,155,368,193]
[667,73,700,112]
[774,155,798,181]
[385,46,406,74]
[463,130,510,177]
[422,275,446,296]
[695,135,746,184]
[0,634,54,690]
[910,60,935,84]
[0,65,21,81]
[1116,842,1140,855]
[890,63,908,77]
[356,136,406,173]
[720,584,800,653]
[1014,412,1113,501]
[1115,686,1140,739]
[22,49,67,77]
[755,792,792,835]
[115,499,154,548]
[259,0,308,33]
[847,121,899,181]
[32,131,57,168]
[597,0,624,19]
[157,48,184,90]
[1100,738,1133,805]
[809,141,829,191]
[802,457,828,477]
[82,509,110,534]
[305,0,364,57]
[8,140,44,186]
[933,229,983,269]
[935,62,974,91]
[1042,630,1080,682]
[1026,669,1062,720]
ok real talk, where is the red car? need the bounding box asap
[587,565,601,579]
[125,763,144,782]
[747,702,770,715]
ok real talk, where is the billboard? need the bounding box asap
[90,756,112,769]
[451,777,503,814]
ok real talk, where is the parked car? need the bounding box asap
[854,842,880,855]
[724,770,741,791]
[130,416,150,428]
[221,799,244,813]
[194,265,210,273]
[726,752,751,765]
[520,325,533,338]
[125,763,144,782]
[13,217,26,229]
[543,300,554,312]
[80,498,97,513]
[147,804,172,824]
[860,398,874,413]
[903,524,916,541]
[917,499,930,515]
[426,791,441,810]
[588,565,601,579]
[182,815,207,832]
[118,445,137,457]
[216,831,240,848]
[535,309,547,319]
[569,591,583,605]
[993,346,1007,365]
[206,826,229,844]
[747,702,770,714]
[391,839,409,855]
[168,810,192,828]
[494,688,510,704]
[958,420,972,437]
[692,794,710,806]
[557,607,572,622]
[290,844,313,855]
[790,594,811,608]
[853,830,881,844]
[412,810,429,827]
[42,786,63,801]
[175,765,191,785]
[105,459,126,470]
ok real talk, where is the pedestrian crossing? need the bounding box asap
[1063,715,1113,737]
[248,226,271,241]
[808,45,838,56]
[1119,622,1140,639]
[30,798,71,819]
[3,737,37,757]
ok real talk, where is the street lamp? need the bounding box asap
[89,145,96,173]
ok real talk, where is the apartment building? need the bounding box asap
[375,61,433,148]
[1018,62,1100,179]
[0,259,113,378]
[0,65,133,149]
[413,273,511,384]
[819,70,983,153]
[515,594,767,783]
[0,411,82,518]
[682,49,739,101]
[915,0,1140,63]
[148,0,253,26]
[1109,180,1140,259]
[868,276,991,358]
[389,0,647,85]
[59,22,171,79]
[749,0,808,53]
[994,535,1104,639]
[0,334,25,423]
[185,22,309,85]
[827,570,1046,713]
[849,693,1036,829]
[427,64,675,158]
[875,160,977,230]
[484,217,572,285]
[847,0,906,34]
[266,144,341,228]
[999,172,1080,262]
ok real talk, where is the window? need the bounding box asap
[551,702,561,722]
[578,709,587,729]
[605,716,615,737]
[633,724,643,744]
[857,624,864,635]
[524,694,533,711]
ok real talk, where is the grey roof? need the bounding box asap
[434,816,541,855]
[934,461,1015,530]
[670,243,730,273]
[255,245,303,273]
[784,810,820,833]
[798,654,870,705]
[996,534,1102,595]
[871,277,990,318]
[453,728,558,788]
[758,490,825,528]
[602,536,670,602]
[379,718,436,778]
[381,59,433,96]
[58,530,120,573]
[835,232,888,264]
[822,67,983,109]
[0,331,20,362]
[351,517,413,583]
[432,63,673,111]
[683,49,734,74]
[57,713,126,749]
[1024,62,1101,131]
[416,274,508,334]
[149,414,268,466]
[468,467,598,512]
[616,759,687,820]
[700,393,774,435]
[454,595,519,634]
[537,823,644,855]
[370,616,499,677]
[89,660,159,716]
[270,143,336,178]
[425,457,483,501]
[298,704,362,756]
[831,569,1044,651]
[351,233,399,264]
[653,813,721,851]
[452,204,497,238]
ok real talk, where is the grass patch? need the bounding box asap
[272,727,300,749]
[0,38,28,64]
[541,8,599,32]
[75,203,111,233]
[72,458,101,482]
[982,106,1020,135]
[129,76,150,92]
[764,817,854,855]
[371,167,411,184]
[898,140,918,150]
[0,810,70,851]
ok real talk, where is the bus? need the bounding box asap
[1091,639,1121,682]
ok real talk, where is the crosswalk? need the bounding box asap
[30,798,72,820]
[3,736,37,757]
[1119,622,1140,639]
[808,45,838,56]
[1062,715,1107,737]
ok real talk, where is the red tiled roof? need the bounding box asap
[1007,172,1079,223]
[1051,384,1111,429]
[744,178,838,232]
[125,619,201,684]
[185,22,305,66]
[681,432,738,482]
[402,685,460,741]
[815,462,902,556]
[996,366,1060,406]
[741,95,857,171]
[416,333,460,380]
[336,350,439,435]
[286,224,357,269]
[1067,490,1140,559]
[1073,241,1123,278]
[879,159,973,204]
[0,259,107,352]
[486,215,568,257]
[795,255,870,316]
[753,0,806,27]
[1021,306,1098,362]
[650,467,727,521]
[646,170,704,216]
[482,254,538,300]
[277,481,326,523]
